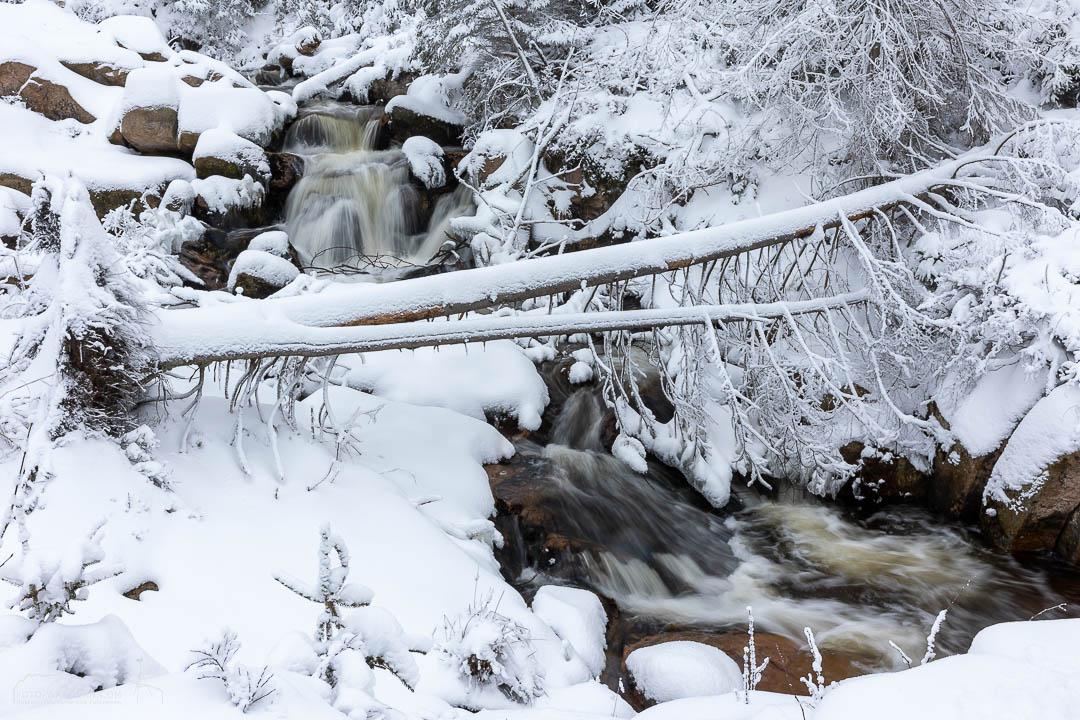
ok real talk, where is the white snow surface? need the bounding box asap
[936,357,1048,457]
[626,641,743,703]
[0,104,194,198]
[531,586,608,678]
[340,342,549,430]
[246,230,291,256]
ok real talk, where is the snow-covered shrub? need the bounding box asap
[0,178,154,472]
[0,522,120,626]
[188,629,276,712]
[101,203,204,297]
[162,0,259,61]
[434,593,545,704]
[274,526,422,715]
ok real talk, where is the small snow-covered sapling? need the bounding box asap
[274,525,422,694]
[275,524,374,645]
[740,605,769,703]
[187,629,276,713]
[0,520,120,627]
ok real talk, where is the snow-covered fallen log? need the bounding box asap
[152,154,983,367]
[155,292,870,366]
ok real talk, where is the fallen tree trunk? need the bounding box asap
[152,152,984,367]
[155,292,870,367]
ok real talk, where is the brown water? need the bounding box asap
[497,376,1080,671]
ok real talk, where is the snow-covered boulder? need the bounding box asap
[227,248,300,298]
[626,641,742,704]
[247,230,291,257]
[386,74,466,146]
[193,128,270,182]
[119,65,181,154]
[982,383,1080,560]
[402,136,446,189]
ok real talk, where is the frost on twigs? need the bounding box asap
[434,591,545,705]
[0,520,120,627]
[187,629,276,713]
[740,606,769,704]
[274,526,421,716]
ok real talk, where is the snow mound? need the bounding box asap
[626,640,742,703]
[402,136,446,189]
[247,230,290,256]
[341,341,549,430]
[531,586,608,678]
[936,358,1048,457]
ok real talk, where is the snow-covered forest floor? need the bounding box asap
[2,0,1080,717]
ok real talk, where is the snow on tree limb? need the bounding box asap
[154,292,870,366]
[152,153,985,367]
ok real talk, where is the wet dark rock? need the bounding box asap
[368,71,417,105]
[930,443,1000,521]
[837,442,929,506]
[267,151,304,197]
[386,104,463,147]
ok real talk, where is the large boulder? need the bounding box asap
[227,249,300,298]
[982,384,1080,557]
[118,67,180,154]
[0,61,95,124]
[386,104,463,147]
[193,128,269,182]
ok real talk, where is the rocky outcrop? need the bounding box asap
[930,443,1000,521]
[0,61,95,124]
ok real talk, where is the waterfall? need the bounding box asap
[282,103,473,270]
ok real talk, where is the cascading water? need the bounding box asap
[282,102,472,270]
[499,369,1080,671]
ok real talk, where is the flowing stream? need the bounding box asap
[272,96,1080,677]
[496,368,1080,673]
[282,102,471,270]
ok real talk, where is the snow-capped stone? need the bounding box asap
[227,249,299,298]
[626,641,742,703]
[193,128,270,182]
[247,230,291,257]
